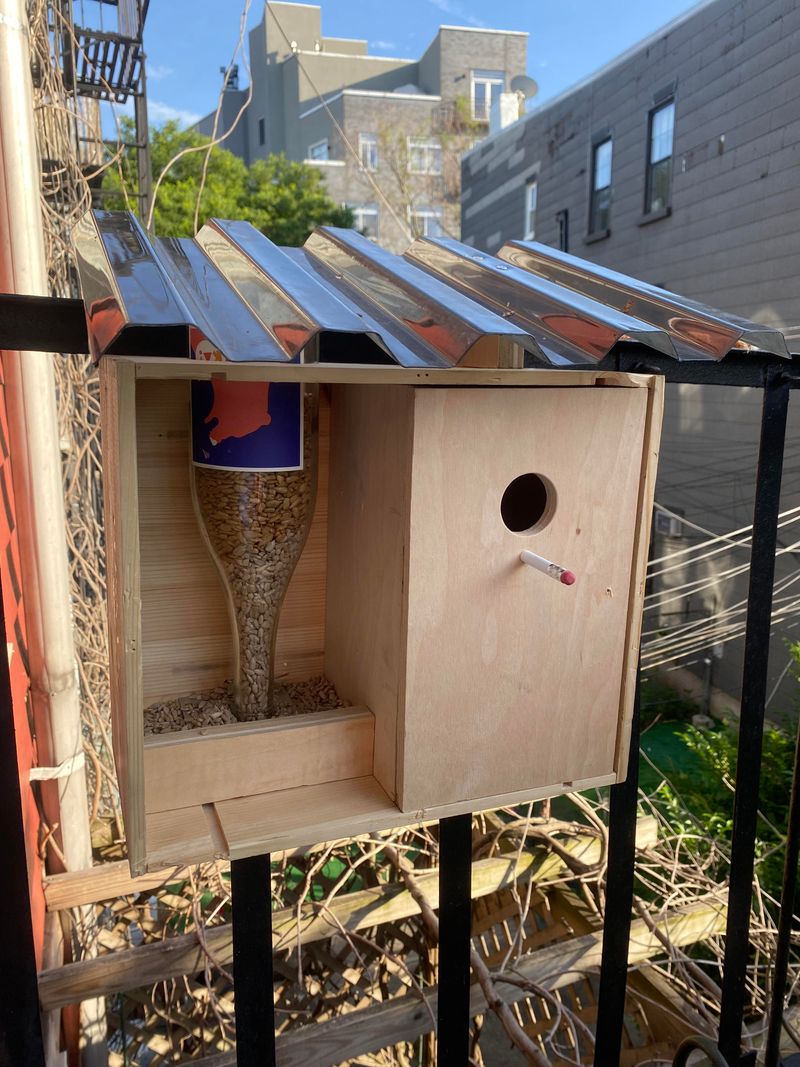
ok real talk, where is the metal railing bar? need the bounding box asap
[718,364,791,1066]
[764,715,800,1067]
[592,674,642,1067]
[437,813,473,1065]
[231,854,276,1067]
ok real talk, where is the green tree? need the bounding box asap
[105,119,353,244]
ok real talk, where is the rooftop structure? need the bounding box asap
[194,1,528,250]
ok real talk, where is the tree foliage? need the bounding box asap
[105,119,353,245]
[645,642,800,905]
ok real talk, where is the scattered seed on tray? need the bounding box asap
[143,676,345,736]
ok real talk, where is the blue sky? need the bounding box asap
[136,0,705,128]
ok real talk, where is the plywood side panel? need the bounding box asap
[400,385,649,810]
[143,706,374,813]
[614,375,664,777]
[100,359,146,874]
[324,386,414,802]
[136,380,330,703]
[145,803,221,870]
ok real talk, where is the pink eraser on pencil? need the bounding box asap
[560,571,577,586]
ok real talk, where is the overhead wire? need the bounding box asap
[641,572,800,669]
[192,0,253,234]
[145,0,253,232]
[648,506,800,577]
[645,537,800,612]
[642,503,800,670]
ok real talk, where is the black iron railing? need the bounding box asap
[1,298,799,1067]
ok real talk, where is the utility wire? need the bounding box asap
[645,538,800,611]
[145,0,254,231]
[192,0,253,234]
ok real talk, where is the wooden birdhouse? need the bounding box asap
[76,212,664,874]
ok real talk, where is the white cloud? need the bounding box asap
[370,38,397,49]
[426,0,487,29]
[148,99,202,127]
[148,63,174,82]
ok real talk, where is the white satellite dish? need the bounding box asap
[510,74,539,100]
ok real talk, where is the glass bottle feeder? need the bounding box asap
[190,378,318,719]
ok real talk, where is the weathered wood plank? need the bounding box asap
[43,816,658,911]
[190,897,728,1067]
[38,821,660,1009]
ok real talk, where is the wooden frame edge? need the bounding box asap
[613,373,665,778]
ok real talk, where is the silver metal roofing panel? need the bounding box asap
[498,240,790,361]
[72,210,790,368]
[405,236,677,364]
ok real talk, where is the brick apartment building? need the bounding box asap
[194,1,527,249]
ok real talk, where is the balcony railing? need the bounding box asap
[1,293,799,1066]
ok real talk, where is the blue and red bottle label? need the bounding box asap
[189,329,303,472]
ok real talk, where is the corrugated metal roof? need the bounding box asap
[73,210,789,368]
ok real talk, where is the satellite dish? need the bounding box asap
[510,74,539,100]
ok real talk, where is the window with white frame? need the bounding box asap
[645,99,675,213]
[308,139,329,161]
[409,206,443,238]
[351,203,379,239]
[408,137,442,175]
[471,69,505,122]
[589,137,612,233]
[359,133,378,171]
[524,178,537,240]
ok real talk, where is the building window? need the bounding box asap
[351,204,379,239]
[410,207,443,238]
[258,117,265,146]
[359,133,378,171]
[471,69,505,122]
[556,209,569,252]
[308,139,329,161]
[589,137,612,234]
[408,138,442,175]
[524,178,537,240]
[645,99,675,213]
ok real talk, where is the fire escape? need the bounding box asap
[56,0,152,218]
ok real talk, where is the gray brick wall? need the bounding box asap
[195,90,249,160]
[437,28,527,106]
[462,0,800,333]
[460,0,800,709]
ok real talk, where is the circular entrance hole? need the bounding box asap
[500,473,556,534]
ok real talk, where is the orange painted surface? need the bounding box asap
[206,380,272,445]
[0,358,44,970]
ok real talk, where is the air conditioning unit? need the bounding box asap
[654,509,684,538]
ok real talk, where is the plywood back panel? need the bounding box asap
[400,385,649,810]
[136,379,330,703]
[324,385,414,802]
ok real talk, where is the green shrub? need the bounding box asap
[646,644,800,905]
